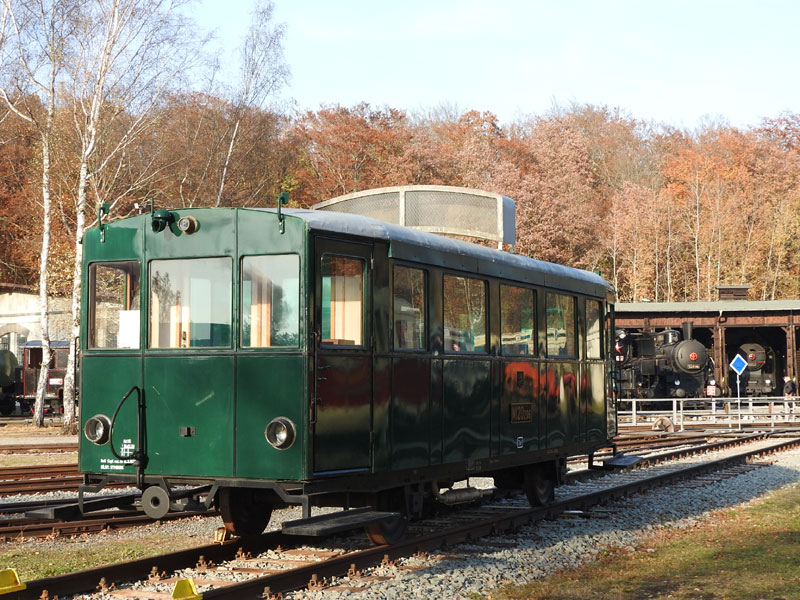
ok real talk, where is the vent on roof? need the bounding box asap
[312,185,516,249]
[716,285,750,301]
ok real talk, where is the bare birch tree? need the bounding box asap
[0,0,80,426]
[214,0,288,206]
[59,0,206,430]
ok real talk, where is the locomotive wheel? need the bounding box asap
[219,487,273,537]
[365,489,408,545]
[523,465,555,506]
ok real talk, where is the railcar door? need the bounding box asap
[80,259,144,475]
[143,255,235,477]
[313,238,373,474]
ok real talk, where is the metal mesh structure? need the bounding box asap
[313,186,515,247]
[319,191,400,224]
[405,190,496,235]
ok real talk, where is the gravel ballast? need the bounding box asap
[281,447,800,599]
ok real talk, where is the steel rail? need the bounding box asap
[0,464,76,479]
[0,477,84,495]
[0,510,217,542]
[0,443,78,454]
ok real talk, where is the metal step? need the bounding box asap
[601,454,644,469]
[26,492,140,519]
[281,507,400,536]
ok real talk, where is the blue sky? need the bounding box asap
[195,0,800,128]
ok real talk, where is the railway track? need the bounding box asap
[0,443,78,455]
[0,464,81,495]
[6,433,798,600]
[0,510,215,542]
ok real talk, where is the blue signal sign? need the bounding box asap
[729,353,748,376]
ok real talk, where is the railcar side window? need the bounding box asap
[501,284,535,355]
[586,300,603,359]
[546,292,576,357]
[443,275,487,353]
[241,255,300,348]
[393,266,426,350]
[321,255,364,346]
[149,258,231,349]
[89,261,141,349]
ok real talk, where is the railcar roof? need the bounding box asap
[258,208,612,296]
[23,340,69,348]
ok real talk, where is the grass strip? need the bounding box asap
[489,483,800,600]
[0,528,209,581]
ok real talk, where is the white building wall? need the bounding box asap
[0,292,71,360]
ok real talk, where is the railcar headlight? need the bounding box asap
[265,417,296,450]
[177,215,198,234]
[765,378,771,386]
[84,414,112,445]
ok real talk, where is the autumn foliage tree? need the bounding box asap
[5,71,800,403]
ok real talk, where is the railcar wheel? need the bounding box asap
[219,487,273,537]
[523,465,555,506]
[365,489,408,545]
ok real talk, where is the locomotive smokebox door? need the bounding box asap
[313,238,373,474]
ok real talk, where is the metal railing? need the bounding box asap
[618,396,799,431]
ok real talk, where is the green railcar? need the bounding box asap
[79,205,616,542]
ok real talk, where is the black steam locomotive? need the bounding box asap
[615,322,717,400]
[728,342,777,396]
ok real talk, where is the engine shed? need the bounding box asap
[616,293,800,396]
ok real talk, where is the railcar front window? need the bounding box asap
[546,292,576,357]
[321,255,364,346]
[393,266,426,350]
[443,275,487,353]
[89,261,141,349]
[241,254,300,348]
[149,258,231,349]
[586,300,603,359]
[501,284,535,355]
